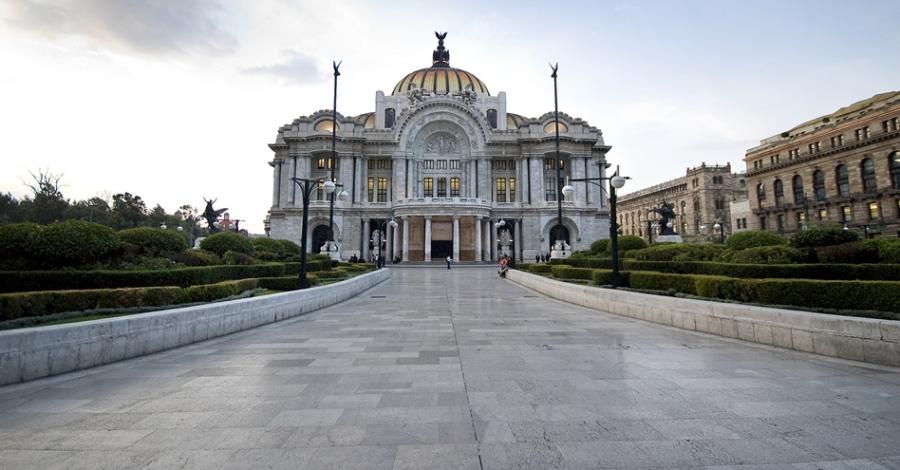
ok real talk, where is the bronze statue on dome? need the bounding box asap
[433,31,450,67]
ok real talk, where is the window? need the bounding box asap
[787,149,798,160]
[831,135,844,148]
[841,206,852,223]
[368,159,392,169]
[545,176,557,201]
[492,160,515,171]
[496,177,506,202]
[868,201,880,221]
[796,212,805,227]
[756,183,767,204]
[449,160,460,170]
[861,158,877,193]
[792,175,805,204]
[836,164,850,197]
[317,157,334,170]
[437,177,447,197]
[437,160,447,170]
[808,142,820,154]
[450,177,460,197]
[760,216,767,230]
[715,198,725,210]
[367,177,374,202]
[855,126,870,141]
[742,218,747,229]
[423,160,435,169]
[818,208,828,221]
[712,175,723,185]
[882,117,898,133]
[384,108,395,128]
[813,170,827,202]
[423,177,433,197]
[314,119,336,132]
[774,179,785,206]
[692,178,698,188]
[777,214,785,233]
[509,177,516,202]
[543,121,568,134]
[487,109,498,129]
[317,179,326,200]
[544,158,555,170]
[890,152,900,189]
[377,177,388,202]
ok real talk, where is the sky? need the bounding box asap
[1,0,898,233]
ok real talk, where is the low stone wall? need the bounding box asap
[508,270,900,367]
[0,269,391,385]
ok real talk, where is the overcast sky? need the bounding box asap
[1,0,898,233]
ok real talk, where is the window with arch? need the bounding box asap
[891,152,900,189]
[835,164,849,197]
[813,170,827,202]
[861,158,877,193]
[756,183,767,204]
[680,200,687,214]
[773,179,784,206]
[384,108,395,128]
[792,175,805,204]
[486,109,498,129]
[314,119,336,132]
[543,121,568,134]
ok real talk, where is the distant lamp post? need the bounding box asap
[569,165,629,287]
[159,224,167,230]
[292,176,339,288]
[713,222,724,243]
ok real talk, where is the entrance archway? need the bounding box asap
[549,225,570,252]
[311,225,331,253]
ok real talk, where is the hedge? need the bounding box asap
[117,228,187,256]
[0,261,334,293]
[548,257,900,281]
[199,232,254,256]
[550,265,594,280]
[528,264,553,274]
[30,220,120,268]
[0,279,260,321]
[725,230,787,251]
[257,275,317,291]
[590,269,631,286]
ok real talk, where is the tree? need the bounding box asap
[23,170,69,224]
[111,192,148,229]
[0,192,23,223]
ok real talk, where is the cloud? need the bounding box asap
[2,0,237,56]
[242,50,322,85]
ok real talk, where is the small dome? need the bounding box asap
[354,112,375,129]
[392,67,489,96]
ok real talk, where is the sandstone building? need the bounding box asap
[264,35,612,262]
[745,92,900,237]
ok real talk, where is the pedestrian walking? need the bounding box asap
[446,255,452,270]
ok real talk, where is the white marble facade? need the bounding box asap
[265,36,611,262]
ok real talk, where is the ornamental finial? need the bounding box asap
[432,31,450,67]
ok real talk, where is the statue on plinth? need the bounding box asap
[650,201,677,236]
[202,198,228,233]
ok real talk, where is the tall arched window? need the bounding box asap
[835,164,849,196]
[813,170,827,202]
[773,179,784,206]
[486,109,498,129]
[384,108,395,128]
[792,175,804,204]
[891,152,900,189]
[756,183,767,205]
[861,158,877,193]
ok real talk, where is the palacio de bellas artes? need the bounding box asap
[265,34,610,263]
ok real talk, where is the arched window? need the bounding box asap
[792,175,805,204]
[813,170,827,202]
[861,158,877,193]
[314,119,336,132]
[835,164,849,197]
[543,121,568,134]
[384,108,395,128]
[486,109,498,129]
[891,152,900,189]
[756,183,767,204]
[680,200,687,214]
[773,179,784,206]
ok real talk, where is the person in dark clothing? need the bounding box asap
[446,256,452,269]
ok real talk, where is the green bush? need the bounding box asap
[726,246,806,264]
[257,275,316,290]
[815,242,880,264]
[631,243,726,262]
[628,271,700,295]
[315,270,346,279]
[790,226,858,248]
[863,238,900,263]
[550,265,594,280]
[117,228,187,256]
[590,269,630,286]
[278,239,301,256]
[200,232,254,257]
[528,264,553,274]
[615,235,648,252]
[0,223,40,268]
[725,230,786,251]
[589,239,610,255]
[30,220,120,268]
[223,250,257,266]
[167,250,221,266]
[250,237,298,260]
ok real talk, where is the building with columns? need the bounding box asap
[264,34,612,262]
[616,163,747,243]
[745,91,900,237]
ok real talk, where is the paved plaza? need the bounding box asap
[1,267,899,469]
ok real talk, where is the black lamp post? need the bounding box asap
[292,177,337,288]
[550,63,565,253]
[326,60,342,258]
[714,222,724,243]
[568,165,629,287]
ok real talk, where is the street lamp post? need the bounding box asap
[550,63,565,255]
[713,222,724,243]
[568,165,629,287]
[326,60,342,260]
[292,178,340,288]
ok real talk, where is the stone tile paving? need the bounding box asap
[0,267,899,469]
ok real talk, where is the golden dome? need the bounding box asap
[392,67,489,96]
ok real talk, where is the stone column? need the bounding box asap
[531,157,544,204]
[479,158,490,200]
[424,216,432,262]
[474,216,482,263]
[516,219,524,262]
[402,217,409,262]
[362,219,370,262]
[490,218,498,261]
[393,156,405,201]
[393,219,401,261]
[483,219,491,261]
[452,216,460,261]
[386,220,393,263]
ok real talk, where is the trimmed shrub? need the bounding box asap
[550,265,594,280]
[863,238,900,263]
[589,239,610,255]
[590,269,630,286]
[250,238,290,259]
[615,235,648,252]
[528,264,553,274]
[315,270,346,279]
[628,271,699,295]
[30,220,119,268]
[200,232,254,256]
[815,242,880,264]
[631,243,726,262]
[726,246,806,264]
[790,226,858,248]
[223,250,257,266]
[746,278,900,313]
[257,275,316,290]
[725,230,786,251]
[277,239,301,257]
[0,223,40,269]
[168,250,220,266]
[117,228,187,256]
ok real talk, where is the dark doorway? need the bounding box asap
[312,225,330,253]
[549,225,570,251]
[431,240,452,260]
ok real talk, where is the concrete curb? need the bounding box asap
[0,269,391,385]
[508,269,900,367]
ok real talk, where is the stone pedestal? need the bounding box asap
[655,235,684,243]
